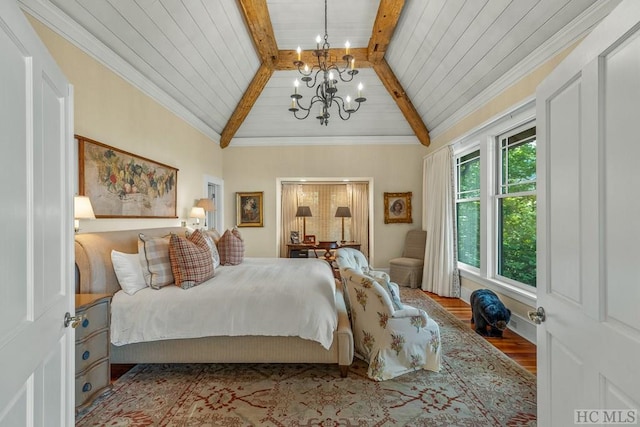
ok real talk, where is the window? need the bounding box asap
[456,150,480,268]
[497,126,536,287]
[453,117,537,292]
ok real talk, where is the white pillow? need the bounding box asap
[111,250,147,295]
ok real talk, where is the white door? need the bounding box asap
[0,1,74,426]
[536,0,640,425]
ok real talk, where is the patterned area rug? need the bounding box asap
[76,289,536,426]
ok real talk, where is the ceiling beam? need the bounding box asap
[220,61,274,148]
[275,48,371,70]
[222,0,277,148]
[367,0,406,64]
[368,0,429,146]
[373,58,430,146]
[236,0,278,65]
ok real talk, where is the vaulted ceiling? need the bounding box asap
[19,0,619,148]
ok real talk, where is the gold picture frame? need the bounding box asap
[236,191,264,227]
[78,135,178,218]
[384,192,413,224]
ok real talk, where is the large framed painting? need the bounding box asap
[236,191,264,227]
[384,192,413,224]
[78,135,178,218]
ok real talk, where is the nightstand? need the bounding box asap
[75,294,112,413]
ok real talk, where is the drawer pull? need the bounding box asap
[82,350,90,360]
[82,318,90,328]
[82,382,92,393]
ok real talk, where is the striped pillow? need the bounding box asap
[138,234,174,289]
[169,230,214,289]
[218,227,244,265]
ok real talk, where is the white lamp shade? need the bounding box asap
[74,196,96,219]
[190,206,206,219]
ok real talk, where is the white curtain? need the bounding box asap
[280,184,299,257]
[348,183,369,258]
[422,146,460,297]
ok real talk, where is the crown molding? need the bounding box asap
[429,0,622,140]
[18,0,221,142]
[230,136,420,147]
[228,135,419,147]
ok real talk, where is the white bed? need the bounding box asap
[111,257,337,349]
[74,227,354,376]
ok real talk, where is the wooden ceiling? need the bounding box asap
[229,0,428,148]
[19,0,619,148]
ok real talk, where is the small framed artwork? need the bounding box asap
[384,192,413,224]
[236,191,264,227]
[290,231,300,244]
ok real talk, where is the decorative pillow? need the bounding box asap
[204,228,222,244]
[169,231,214,289]
[111,250,147,295]
[377,276,404,311]
[202,233,221,268]
[218,227,244,265]
[138,234,174,289]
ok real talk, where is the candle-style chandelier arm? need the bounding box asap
[333,95,365,121]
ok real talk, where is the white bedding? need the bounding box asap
[110,257,337,349]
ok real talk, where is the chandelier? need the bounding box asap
[288,0,366,126]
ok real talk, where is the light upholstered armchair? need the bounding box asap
[335,248,441,381]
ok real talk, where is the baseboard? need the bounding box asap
[460,287,537,345]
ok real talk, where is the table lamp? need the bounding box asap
[74,195,95,233]
[296,206,312,239]
[190,206,206,228]
[196,198,215,228]
[335,206,351,243]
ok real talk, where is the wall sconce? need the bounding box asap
[74,195,95,233]
[335,206,352,243]
[190,206,206,228]
[196,198,215,229]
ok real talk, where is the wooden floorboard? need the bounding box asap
[424,291,537,375]
[112,292,537,382]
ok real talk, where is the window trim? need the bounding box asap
[452,102,537,306]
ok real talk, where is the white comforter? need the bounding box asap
[110,257,337,349]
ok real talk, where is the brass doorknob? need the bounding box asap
[64,312,84,328]
[528,307,546,325]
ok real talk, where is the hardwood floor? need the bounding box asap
[425,291,537,375]
[112,292,537,382]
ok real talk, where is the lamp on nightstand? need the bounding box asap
[196,198,215,229]
[296,206,312,240]
[335,206,351,243]
[74,196,95,233]
[190,206,206,228]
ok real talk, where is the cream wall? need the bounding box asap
[222,144,428,267]
[27,15,223,233]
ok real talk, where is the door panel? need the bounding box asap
[0,0,74,425]
[0,6,29,344]
[603,33,640,333]
[547,78,582,304]
[536,1,640,425]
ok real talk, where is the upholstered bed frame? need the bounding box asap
[74,227,354,376]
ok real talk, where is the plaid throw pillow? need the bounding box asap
[218,227,244,265]
[168,230,214,289]
[186,229,221,268]
[138,234,174,289]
